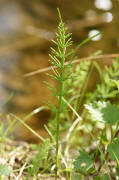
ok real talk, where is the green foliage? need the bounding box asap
[66,60,91,98]
[116,165,119,177]
[101,103,119,125]
[74,56,119,178]
[0,115,15,141]
[48,59,91,134]
[107,138,119,161]
[47,8,76,175]
[48,10,101,137]
[74,100,119,178]
[27,139,51,176]
[89,57,119,101]
[85,101,119,125]
[73,150,94,174]
[94,174,110,180]
[46,9,119,179]
[48,8,74,118]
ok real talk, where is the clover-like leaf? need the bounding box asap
[101,103,119,125]
[73,150,94,173]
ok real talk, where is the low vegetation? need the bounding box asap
[0,9,119,180]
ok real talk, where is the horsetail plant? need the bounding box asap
[48,8,74,178]
[47,9,101,179]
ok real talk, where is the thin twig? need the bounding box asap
[16,162,27,180]
[24,53,119,77]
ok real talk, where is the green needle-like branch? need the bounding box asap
[48,8,74,179]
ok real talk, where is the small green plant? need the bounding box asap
[73,101,119,179]
[46,8,102,179]
[27,139,51,178]
[47,8,98,178]
[87,57,119,102]
[47,8,74,177]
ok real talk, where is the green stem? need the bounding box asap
[56,54,65,179]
